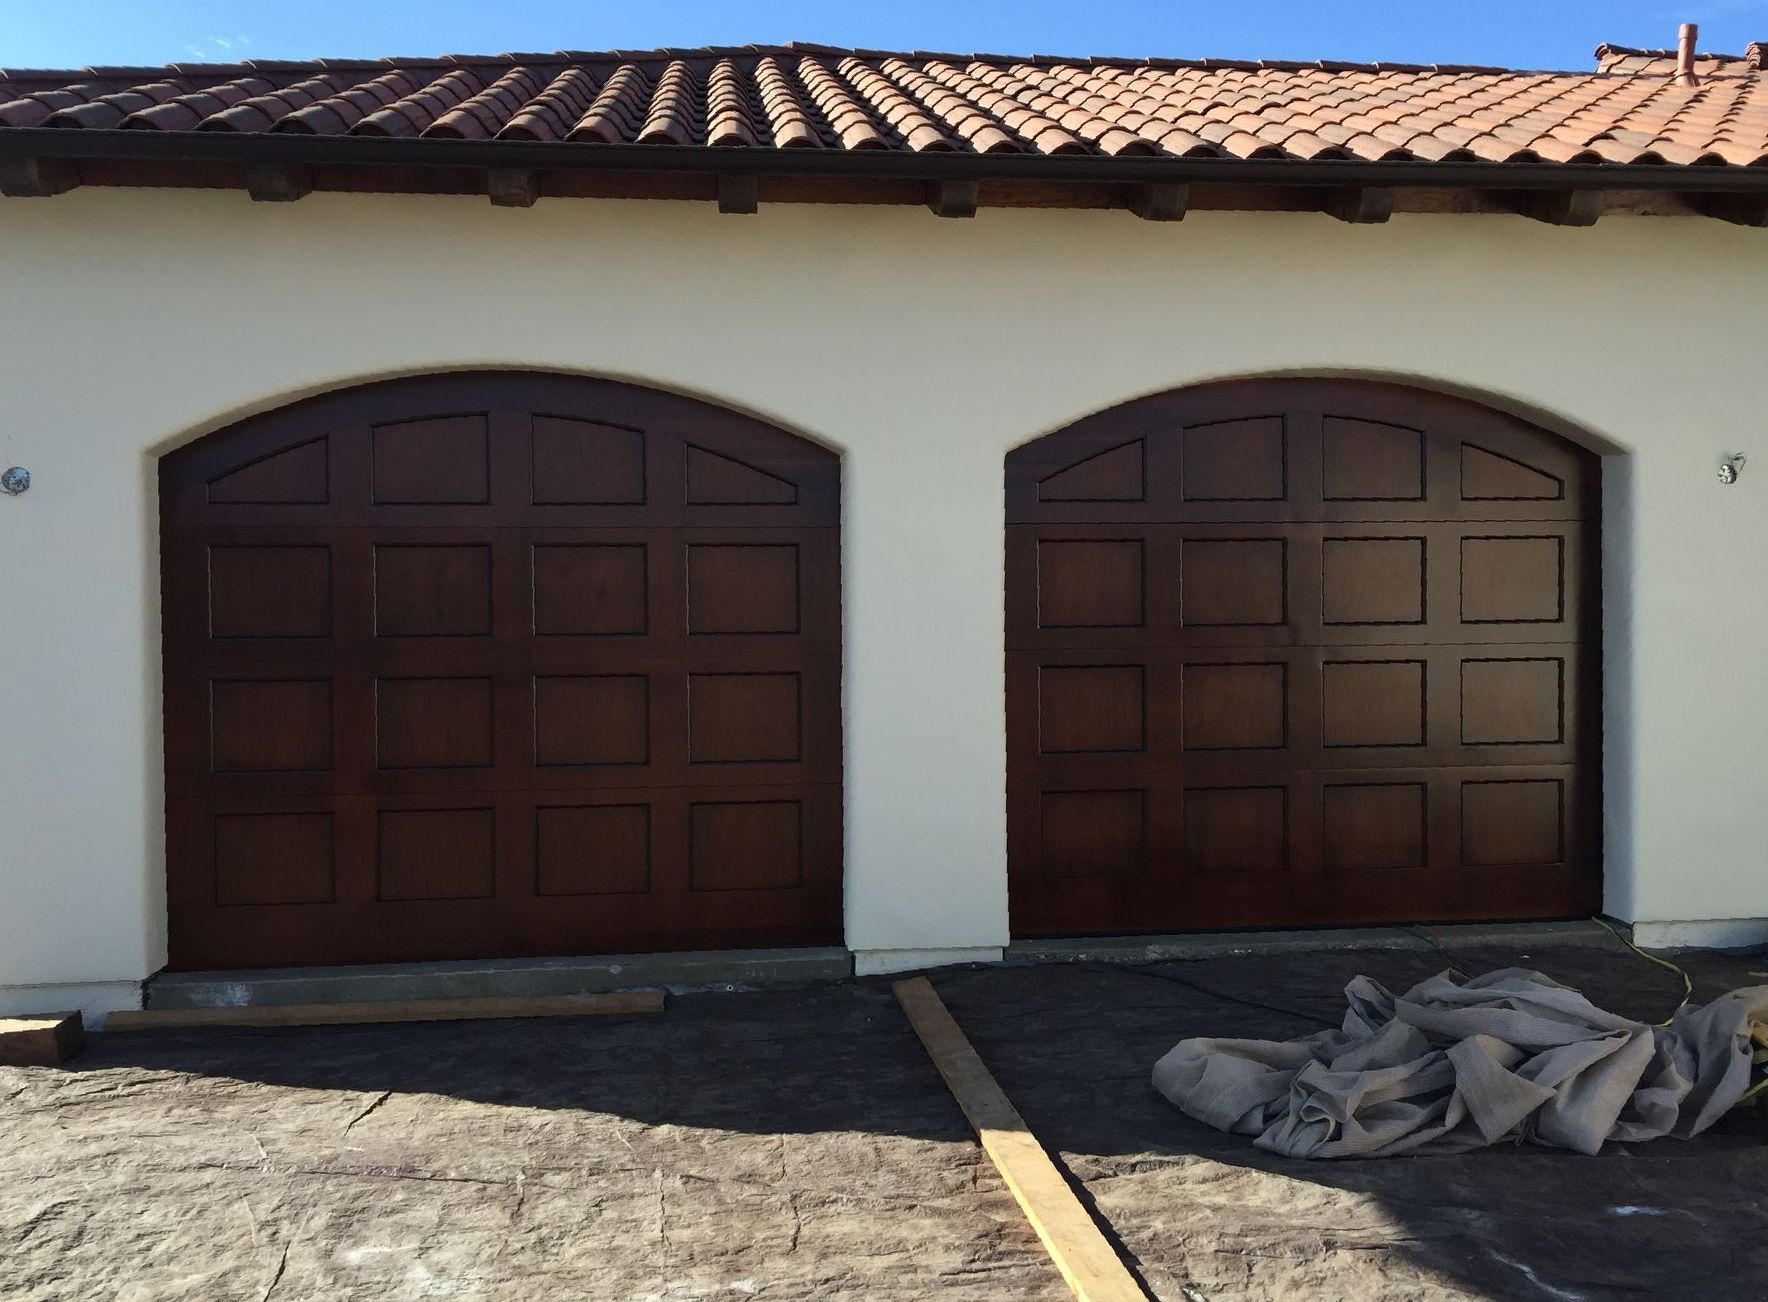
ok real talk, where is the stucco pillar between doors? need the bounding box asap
[838,428,1012,973]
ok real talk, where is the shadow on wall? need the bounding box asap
[48,942,1768,1300]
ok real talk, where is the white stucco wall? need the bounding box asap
[1,190,1764,1012]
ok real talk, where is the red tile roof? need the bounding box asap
[1593,42,1767,77]
[6,42,1768,168]
[6,43,1768,222]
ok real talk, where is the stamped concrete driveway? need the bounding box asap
[4,937,1766,1300]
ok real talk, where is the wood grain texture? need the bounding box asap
[0,1012,86,1065]
[1006,379,1600,934]
[160,372,842,970]
[892,977,1150,1302]
[105,991,663,1031]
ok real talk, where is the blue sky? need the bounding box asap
[4,1,1768,71]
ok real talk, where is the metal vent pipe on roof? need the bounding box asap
[1676,22,1700,84]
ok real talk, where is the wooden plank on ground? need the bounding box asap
[0,1011,86,1065]
[893,977,1150,1302]
[104,991,663,1032]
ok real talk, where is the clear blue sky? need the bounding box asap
[3,1,1766,71]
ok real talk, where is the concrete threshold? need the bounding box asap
[1005,919,1616,965]
[146,946,854,1010]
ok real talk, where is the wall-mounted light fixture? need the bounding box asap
[1719,453,1747,485]
[0,467,28,496]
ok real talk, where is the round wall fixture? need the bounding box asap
[0,467,29,496]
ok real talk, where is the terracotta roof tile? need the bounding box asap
[568,64,651,143]
[705,59,757,147]
[356,69,482,137]
[122,76,275,131]
[796,57,888,150]
[428,67,542,139]
[4,41,1768,177]
[636,60,696,145]
[218,74,372,134]
[282,71,420,134]
[44,80,187,130]
[754,56,820,148]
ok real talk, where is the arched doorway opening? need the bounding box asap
[1005,378,1599,935]
[161,372,842,969]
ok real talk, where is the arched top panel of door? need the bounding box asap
[161,371,839,529]
[1006,379,1598,525]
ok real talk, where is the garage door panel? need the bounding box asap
[1011,522,1589,651]
[1008,386,1593,528]
[1018,641,1585,783]
[1037,437,1147,505]
[162,373,842,969]
[1320,657,1428,751]
[534,673,654,767]
[1007,379,1598,935]
[1180,661,1291,752]
[536,802,654,897]
[532,541,651,637]
[1008,762,1595,934]
[529,414,648,506]
[1322,416,1427,504]
[1322,781,1429,872]
[203,435,333,507]
[169,778,844,970]
[1179,415,1291,503]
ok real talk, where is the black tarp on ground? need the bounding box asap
[3,939,1765,1299]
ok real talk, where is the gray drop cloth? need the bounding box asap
[1152,968,1768,1158]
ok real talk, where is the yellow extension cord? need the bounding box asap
[1588,916,1768,1106]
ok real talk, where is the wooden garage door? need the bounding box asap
[1006,379,1600,936]
[161,372,841,970]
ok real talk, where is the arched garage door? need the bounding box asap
[162,373,841,970]
[1006,379,1600,936]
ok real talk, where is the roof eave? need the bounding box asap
[3,128,1767,192]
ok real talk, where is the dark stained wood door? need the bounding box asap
[1006,379,1600,935]
[161,372,841,970]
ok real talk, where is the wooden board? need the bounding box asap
[0,1011,86,1065]
[892,977,1150,1302]
[104,990,663,1032]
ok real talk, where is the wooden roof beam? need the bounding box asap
[488,167,538,208]
[244,162,311,202]
[1327,185,1394,223]
[927,177,978,218]
[1128,181,1187,221]
[0,157,77,197]
[1695,192,1768,227]
[1513,188,1603,226]
[717,172,758,214]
